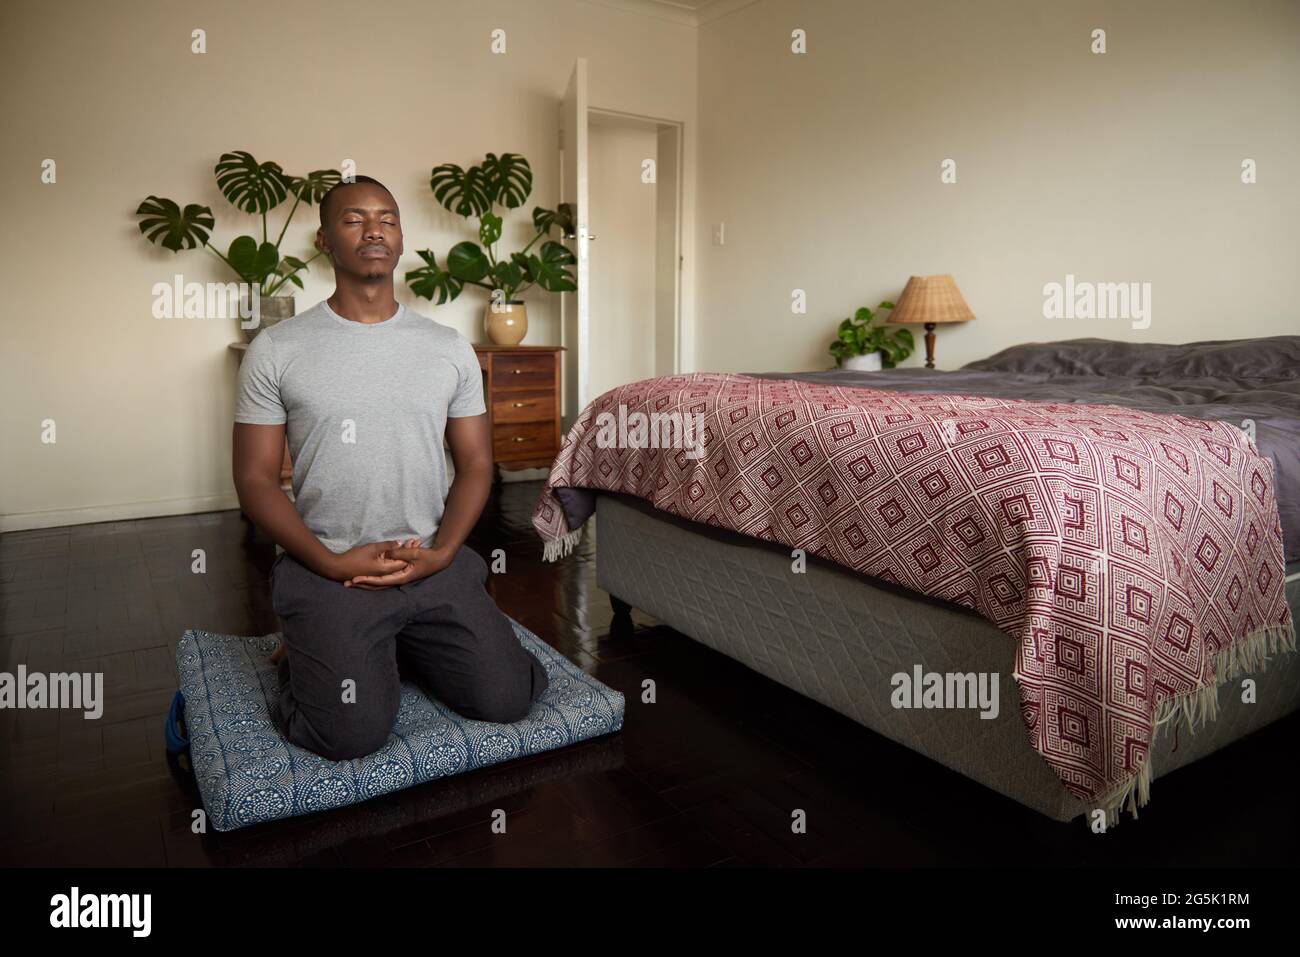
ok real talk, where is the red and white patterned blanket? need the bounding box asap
[533,373,1295,814]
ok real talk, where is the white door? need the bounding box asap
[559,58,589,427]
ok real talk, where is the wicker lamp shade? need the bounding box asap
[890,274,976,325]
[889,274,974,369]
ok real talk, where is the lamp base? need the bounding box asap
[924,322,937,369]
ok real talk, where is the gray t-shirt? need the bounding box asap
[234,299,486,554]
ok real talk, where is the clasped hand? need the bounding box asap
[329,538,454,590]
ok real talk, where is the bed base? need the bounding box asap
[594,493,1300,822]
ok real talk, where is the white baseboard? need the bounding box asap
[0,491,243,534]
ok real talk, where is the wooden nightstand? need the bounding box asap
[474,345,564,471]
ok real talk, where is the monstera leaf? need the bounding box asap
[491,259,524,294]
[282,168,343,205]
[226,235,280,284]
[556,202,577,238]
[275,255,310,290]
[429,163,491,218]
[482,152,532,209]
[406,249,465,305]
[531,204,574,238]
[446,241,490,283]
[135,196,215,251]
[479,211,502,249]
[215,151,289,214]
[517,241,577,292]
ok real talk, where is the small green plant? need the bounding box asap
[135,150,337,296]
[828,301,914,368]
[405,152,576,306]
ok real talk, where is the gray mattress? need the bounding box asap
[594,491,1300,821]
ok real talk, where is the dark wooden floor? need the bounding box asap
[2,479,1297,867]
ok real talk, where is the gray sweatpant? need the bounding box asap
[269,544,549,761]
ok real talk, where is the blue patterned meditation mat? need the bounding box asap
[173,619,625,832]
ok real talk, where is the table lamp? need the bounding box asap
[889,274,976,369]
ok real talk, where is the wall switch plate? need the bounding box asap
[713,222,725,246]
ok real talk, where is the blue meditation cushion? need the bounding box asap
[173,619,624,831]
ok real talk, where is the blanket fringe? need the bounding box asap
[542,527,584,563]
[1088,621,1296,828]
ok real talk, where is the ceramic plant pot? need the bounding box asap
[842,352,883,372]
[484,300,528,346]
[241,294,296,342]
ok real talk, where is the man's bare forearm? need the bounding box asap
[429,462,493,558]
[234,477,340,578]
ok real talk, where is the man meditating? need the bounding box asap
[232,175,548,761]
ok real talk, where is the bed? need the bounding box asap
[533,336,1300,823]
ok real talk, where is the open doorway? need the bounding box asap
[561,104,682,425]
[587,109,682,401]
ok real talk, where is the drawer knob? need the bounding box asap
[512,368,522,374]
[512,436,525,442]
[513,402,525,408]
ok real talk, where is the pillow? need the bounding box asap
[963,336,1300,380]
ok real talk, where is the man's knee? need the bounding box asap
[279,690,398,761]
[460,652,548,723]
[462,688,529,724]
[313,713,394,761]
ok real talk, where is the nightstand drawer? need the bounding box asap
[493,391,554,424]
[493,421,557,461]
[474,344,563,473]
[493,354,555,391]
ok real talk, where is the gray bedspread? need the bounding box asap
[748,335,1300,561]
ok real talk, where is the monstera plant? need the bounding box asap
[135,150,340,298]
[405,152,576,311]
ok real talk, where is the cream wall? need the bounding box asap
[0,0,697,530]
[696,0,1300,373]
